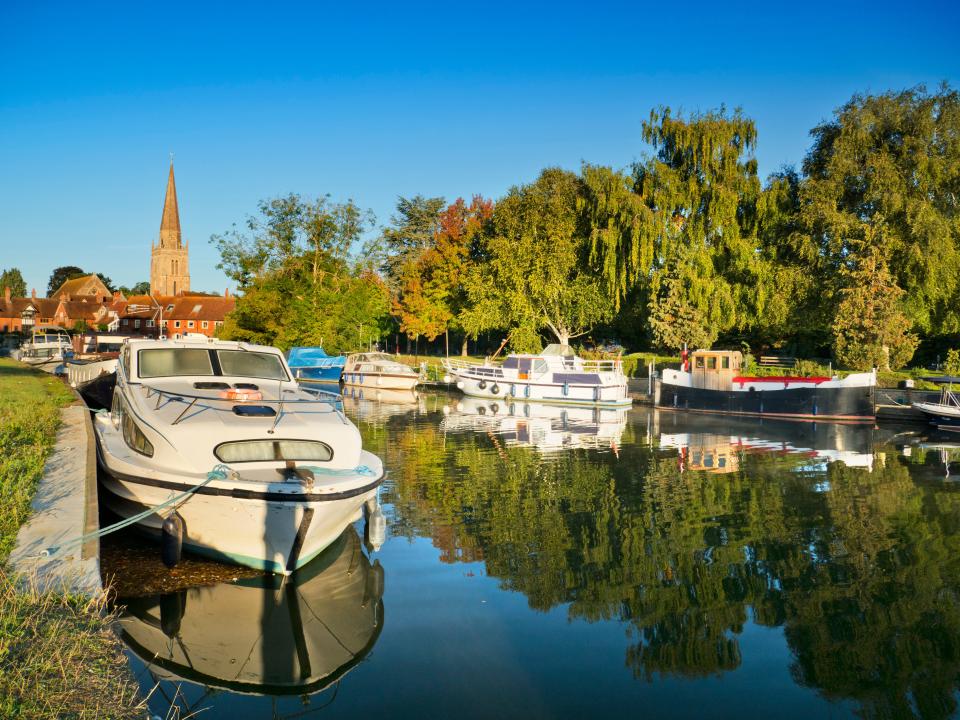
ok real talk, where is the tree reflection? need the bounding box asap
[355,407,960,719]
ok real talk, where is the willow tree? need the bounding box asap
[583,107,767,350]
[801,84,960,335]
[461,168,613,351]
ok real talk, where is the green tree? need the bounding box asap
[118,281,151,296]
[461,169,613,350]
[583,107,767,350]
[801,84,960,335]
[211,193,388,352]
[0,268,27,297]
[832,233,918,370]
[379,195,446,284]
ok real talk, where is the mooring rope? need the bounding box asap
[41,464,231,558]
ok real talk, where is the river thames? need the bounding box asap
[104,390,960,719]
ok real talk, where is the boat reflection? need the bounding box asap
[340,385,423,423]
[117,526,383,700]
[655,411,874,471]
[440,396,628,453]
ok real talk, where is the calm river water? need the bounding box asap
[103,390,960,719]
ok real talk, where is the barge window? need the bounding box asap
[138,348,214,378]
[215,439,333,463]
[120,400,154,457]
[721,357,730,369]
[707,357,717,370]
[216,350,288,381]
[695,357,704,369]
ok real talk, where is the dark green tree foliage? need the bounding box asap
[380,195,446,285]
[211,193,389,352]
[802,85,960,335]
[461,168,614,350]
[46,266,85,296]
[119,281,151,296]
[0,268,27,297]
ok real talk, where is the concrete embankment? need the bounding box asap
[8,401,101,596]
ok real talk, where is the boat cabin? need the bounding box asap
[689,350,743,391]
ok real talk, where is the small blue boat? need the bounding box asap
[287,347,347,384]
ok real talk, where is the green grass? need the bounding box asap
[0,358,75,563]
[0,359,144,719]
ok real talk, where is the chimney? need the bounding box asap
[31,288,37,300]
[224,288,230,298]
[3,286,9,303]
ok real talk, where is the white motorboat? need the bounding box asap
[66,354,118,408]
[343,352,420,391]
[913,389,960,431]
[441,396,628,454]
[15,326,73,372]
[443,344,631,407]
[93,337,384,574]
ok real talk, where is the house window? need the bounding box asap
[215,321,223,327]
[161,320,168,327]
[174,321,181,328]
[187,320,195,328]
[201,321,208,329]
[147,320,154,328]
[122,319,129,326]
[134,319,140,329]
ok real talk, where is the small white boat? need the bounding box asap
[66,354,118,408]
[343,352,420,391]
[15,326,73,372]
[913,389,960,431]
[93,337,384,574]
[441,397,628,453]
[443,344,631,407]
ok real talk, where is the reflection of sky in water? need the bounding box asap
[111,394,960,719]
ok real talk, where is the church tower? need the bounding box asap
[150,162,190,296]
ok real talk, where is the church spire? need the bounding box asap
[159,160,181,249]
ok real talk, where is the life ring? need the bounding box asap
[478,380,487,390]
[490,383,500,395]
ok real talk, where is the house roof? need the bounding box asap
[156,294,235,321]
[50,274,111,300]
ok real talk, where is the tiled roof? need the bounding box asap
[50,274,111,300]
[155,294,234,321]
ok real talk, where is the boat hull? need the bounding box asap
[97,461,381,574]
[343,371,419,391]
[912,402,960,430]
[293,365,345,383]
[451,373,631,408]
[657,382,875,422]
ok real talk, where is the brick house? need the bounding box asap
[157,291,235,338]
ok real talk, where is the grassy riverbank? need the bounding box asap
[0,358,142,719]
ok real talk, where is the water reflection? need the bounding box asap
[340,386,423,423]
[350,399,960,719]
[116,527,384,713]
[440,396,628,454]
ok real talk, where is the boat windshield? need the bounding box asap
[541,344,576,358]
[138,347,289,380]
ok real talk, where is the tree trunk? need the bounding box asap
[461,336,469,357]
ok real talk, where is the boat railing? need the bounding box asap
[443,356,625,374]
[137,382,347,426]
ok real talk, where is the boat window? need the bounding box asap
[533,359,548,376]
[502,357,519,369]
[214,439,333,463]
[695,357,704,369]
[121,403,154,457]
[216,350,288,381]
[707,357,717,370]
[138,348,214,378]
[721,357,730,369]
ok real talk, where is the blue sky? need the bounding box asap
[1,0,958,295]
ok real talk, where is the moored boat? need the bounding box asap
[93,337,384,574]
[343,352,420,391]
[443,344,631,407]
[14,326,73,372]
[657,349,875,422]
[287,346,347,384]
[66,354,118,408]
[913,388,960,431]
